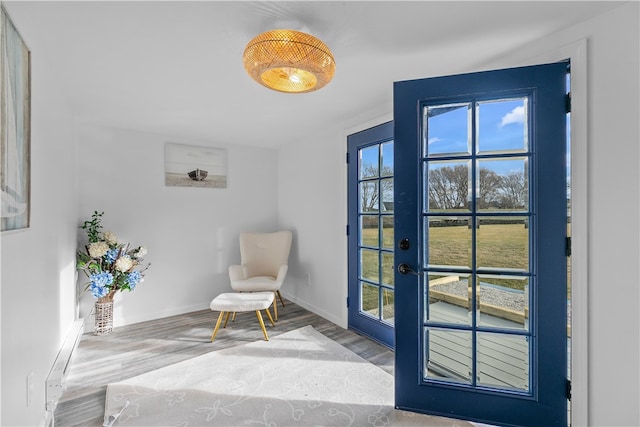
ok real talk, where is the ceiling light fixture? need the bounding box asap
[243,29,336,93]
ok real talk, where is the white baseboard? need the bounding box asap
[44,318,85,426]
[280,291,346,328]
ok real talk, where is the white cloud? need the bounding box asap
[428,137,441,145]
[499,106,525,127]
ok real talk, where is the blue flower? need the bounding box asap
[105,248,119,264]
[90,283,109,298]
[127,270,142,290]
[89,272,113,298]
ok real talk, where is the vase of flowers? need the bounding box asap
[76,211,150,335]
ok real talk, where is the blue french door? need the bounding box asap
[347,121,395,348]
[393,63,568,426]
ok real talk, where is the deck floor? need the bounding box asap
[428,301,529,390]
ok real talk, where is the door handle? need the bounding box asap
[397,263,419,275]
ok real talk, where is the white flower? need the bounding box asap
[88,241,109,258]
[134,246,147,259]
[115,256,134,272]
[103,231,118,245]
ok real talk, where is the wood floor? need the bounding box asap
[54,299,394,427]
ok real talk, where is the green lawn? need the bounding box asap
[358,221,571,320]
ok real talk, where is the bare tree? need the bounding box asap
[499,171,527,209]
[478,168,502,209]
[428,164,469,210]
[360,165,393,212]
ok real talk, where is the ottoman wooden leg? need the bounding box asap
[223,312,232,328]
[264,307,275,327]
[255,310,269,341]
[211,311,225,343]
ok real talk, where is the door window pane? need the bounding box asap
[360,215,379,248]
[425,160,471,212]
[477,158,528,211]
[361,282,379,316]
[382,216,394,249]
[360,181,379,213]
[477,98,528,154]
[424,103,471,157]
[426,217,471,269]
[426,273,471,326]
[382,288,394,324]
[382,251,394,287]
[477,275,529,331]
[477,217,529,271]
[477,332,529,392]
[425,327,472,384]
[381,141,394,176]
[360,249,379,283]
[360,145,379,178]
[380,178,394,213]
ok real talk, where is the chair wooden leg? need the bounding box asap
[276,290,286,307]
[264,307,275,327]
[255,310,269,341]
[272,296,278,321]
[232,312,237,322]
[211,311,225,343]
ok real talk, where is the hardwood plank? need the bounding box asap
[54,299,394,426]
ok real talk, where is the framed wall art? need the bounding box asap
[164,142,227,189]
[1,5,31,231]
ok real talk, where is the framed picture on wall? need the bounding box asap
[1,6,31,232]
[164,142,227,189]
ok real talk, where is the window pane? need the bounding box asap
[477,217,529,271]
[425,160,470,212]
[360,249,379,283]
[361,282,379,317]
[382,288,394,324]
[424,103,471,157]
[425,327,472,384]
[426,273,471,326]
[380,177,394,213]
[477,332,530,392]
[359,181,379,213]
[426,216,471,269]
[382,252,394,287]
[359,215,379,248]
[477,275,529,331]
[360,145,379,178]
[477,157,528,211]
[381,141,393,176]
[477,98,528,154]
[382,216,394,249]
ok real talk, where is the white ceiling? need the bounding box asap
[5,1,623,149]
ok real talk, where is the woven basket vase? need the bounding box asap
[94,300,114,335]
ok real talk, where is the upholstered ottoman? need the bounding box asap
[209,292,275,342]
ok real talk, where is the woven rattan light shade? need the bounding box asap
[243,29,335,93]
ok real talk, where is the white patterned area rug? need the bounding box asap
[105,325,472,426]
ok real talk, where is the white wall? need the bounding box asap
[278,126,349,326]
[278,2,639,426]
[482,4,639,425]
[0,4,78,425]
[76,125,279,328]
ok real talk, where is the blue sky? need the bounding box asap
[427,99,526,154]
[427,99,527,176]
[360,95,569,181]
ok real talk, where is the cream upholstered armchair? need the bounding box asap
[229,231,293,320]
